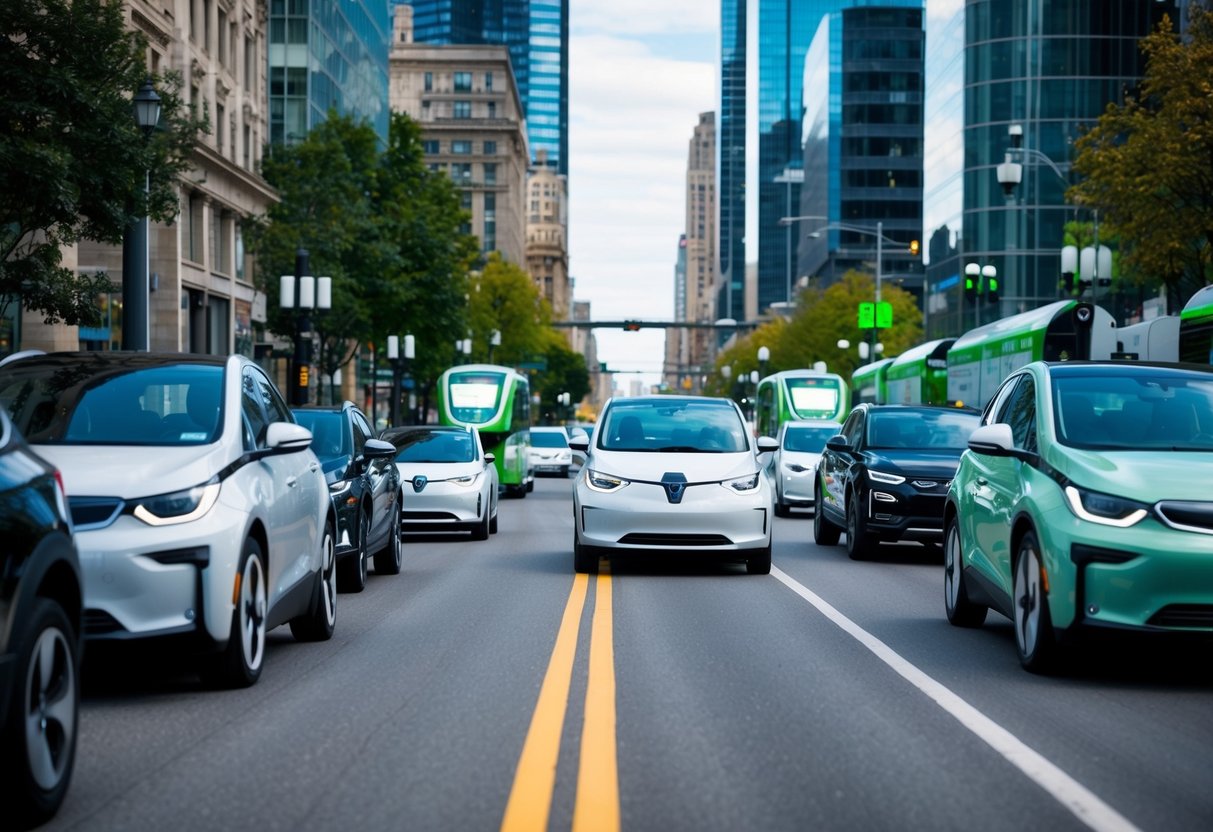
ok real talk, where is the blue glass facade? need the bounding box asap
[922,0,1177,339]
[717,0,747,323]
[269,0,392,145]
[796,3,924,298]
[405,1,569,174]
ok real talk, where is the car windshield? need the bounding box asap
[783,425,837,453]
[598,400,748,453]
[1052,369,1213,451]
[531,430,569,448]
[390,430,476,463]
[0,361,225,446]
[293,410,350,459]
[866,409,979,450]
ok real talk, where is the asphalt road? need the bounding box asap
[46,476,1213,832]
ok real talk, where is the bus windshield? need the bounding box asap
[448,371,505,423]
[786,378,840,419]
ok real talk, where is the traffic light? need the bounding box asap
[986,275,1000,303]
[622,321,641,332]
[964,263,980,303]
[909,239,919,256]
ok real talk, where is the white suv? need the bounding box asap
[0,352,336,688]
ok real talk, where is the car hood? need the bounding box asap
[34,443,232,499]
[1053,447,1213,503]
[861,450,963,479]
[396,461,485,481]
[586,449,759,483]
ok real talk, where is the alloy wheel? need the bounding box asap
[1015,545,1042,656]
[240,554,267,673]
[23,625,76,791]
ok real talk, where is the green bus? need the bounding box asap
[1179,284,1213,365]
[884,338,954,405]
[850,358,895,406]
[436,364,534,496]
[946,300,1116,409]
[754,369,848,437]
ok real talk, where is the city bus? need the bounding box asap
[850,358,894,405]
[884,338,955,405]
[1179,284,1213,365]
[436,364,533,496]
[946,300,1116,409]
[754,369,848,437]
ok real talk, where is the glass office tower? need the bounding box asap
[405,0,569,174]
[796,3,924,299]
[269,0,393,145]
[717,0,747,324]
[922,0,1178,338]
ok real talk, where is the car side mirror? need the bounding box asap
[362,438,397,460]
[262,422,313,457]
[966,423,1035,462]
[825,435,851,452]
[568,436,589,452]
[484,452,495,464]
[755,436,779,454]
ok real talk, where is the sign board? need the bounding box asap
[858,302,875,329]
[876,301,893,329]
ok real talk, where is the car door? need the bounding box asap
[821,409,862,523]
[353,408,396,547]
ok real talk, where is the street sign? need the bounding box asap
[858,302,875,329]
[876,301,893,328]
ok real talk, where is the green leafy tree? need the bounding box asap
[1070,7,1213,310]
[467,253,552,366]
[1,0,202,325]
[534,335,590,422]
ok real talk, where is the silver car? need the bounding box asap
[570,396,778,574]
[527,426,574,477]
[0,352,336,688]
[769,419,840,516]
[382,425,499,540]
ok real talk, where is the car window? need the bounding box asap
[351,410,372,453]
[531,430,569,448]
[294,410,350,458]
[1052,369,1213,450]
[983,373,1022,426]
[254,371,293,425]
[866,409,980,450]
[997,376,1038,452]
[391,429,475,462]
[839,410,863,446]
[783,426,837,453]
[598,400,748,452]
[242,368,271,450]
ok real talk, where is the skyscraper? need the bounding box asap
[404,1,569,174]
[717,0,746,325]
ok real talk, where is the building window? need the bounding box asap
[487,101,496,119]
[452,140,472,154]
[483,140,496,155]
[244,36,255,92]
[460,191,472,210]
[451,163,472,183]
[485,72,493,91]
[243,124,251,169]
[218,9,228,67]
[454,71,472,91]
[424,72,432,92]
[453,101,471,119]
[188,193,204,263]
[423,140,439,154]
[216,103,225,152]
[483,163,497,185]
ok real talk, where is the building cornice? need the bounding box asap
[188,143,279,206]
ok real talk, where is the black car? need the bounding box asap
[293,403,401,592]
[814,404,980,559]
[0,407,83,828]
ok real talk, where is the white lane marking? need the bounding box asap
[771,566,1139,832]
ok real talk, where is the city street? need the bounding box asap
[48,477,1213,832]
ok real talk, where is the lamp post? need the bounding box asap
[748,370,759,423]
[279,249,332,405]
[774,168,805,304]
[122,78,161,351]
[387,336,402,428]
[489,329,501,363]
[757,345,770,381]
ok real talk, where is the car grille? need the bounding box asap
[403,511,460,521]
[1154,501,1213,534]
[83,609,125,636]
[69,497,124,531]
[617,533,733,547]
[1147,605,1213,629]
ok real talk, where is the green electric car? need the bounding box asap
[943,360,1213,672]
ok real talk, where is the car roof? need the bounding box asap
[0,351,229,371]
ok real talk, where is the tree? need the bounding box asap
[467,253,552,366]
[0,0,202,325]
[1070,7,1213,310]
[534,334,590,422]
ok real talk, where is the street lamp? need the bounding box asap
[279,249,332,405]
[490,329,501,363]
[757,345,770,380]
[773,168,805,304]
[122,78,161,351]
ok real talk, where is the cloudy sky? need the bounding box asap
[567,1,718,387]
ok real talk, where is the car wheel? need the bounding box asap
[0,598,78,828]
[291,519,336,642]
[746,542,772,575]
[846,493,871,561]
[472,502,490,541]
[813,479,842,546]
[573,529,598,574]
[526,476,535,493]
[773,494,791,518]
[562,465,570,478]
[489,504,499,534]
[944,517,987,627]
[202,537,267,688]
[1014,531,1060,673]
[338,510,370,593]
[372,499,403,575]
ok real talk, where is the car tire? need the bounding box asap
[202,538,267,688]
[813,479,841,546]
[0,598,79,828]
[472,504,490,541]
[773,497,791,518]
[573,529,598,574]
[944,517,987,627]
[291,519,336,643]
[1014,530,1060,673]
[489,505,499,534]
[846,492,872,561]
[372,500,403,575]
[338,510,370,593]
[562,465,570,478]
[746,542,772,575]
[526,477,535,493]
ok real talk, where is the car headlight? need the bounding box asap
[586,469,629,493]
[721,473,761,493]
[449,474,479,487]
[1063,485,1150,527]
[132,479,221,526]
[867,469,906,485]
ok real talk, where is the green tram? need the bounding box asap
[946,300,1116,409]
[850,358,895,406]
[436,364,534,496]
[884,338,955,405]
[755,369,848,437]
[1179,284,1213,365]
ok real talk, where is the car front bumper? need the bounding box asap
[401,481,488,530]
[778,467,816,505]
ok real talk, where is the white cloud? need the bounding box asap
[568,32,715,381]
[572,0,717,37]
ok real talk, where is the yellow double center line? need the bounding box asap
[501,572,619,832]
